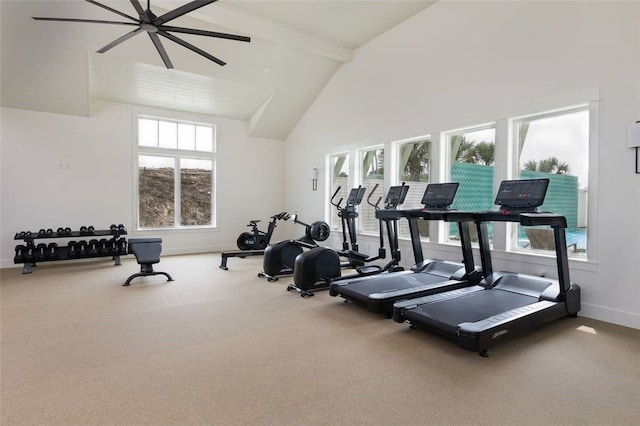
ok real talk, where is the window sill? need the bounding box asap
[134,226,220,235]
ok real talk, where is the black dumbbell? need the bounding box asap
[68,241,79,257]
[47,242,58,259]
[117,238,128,254]
[46,228,53,236]
[38,229,46,237]
[99,239,109,255]
[118,224,127,234]
[88,239,99,255]
[108,238,118,255]
[24,246,35,261]
[14,245,26,261]
[78,240,88,256]
[36,243,47,260]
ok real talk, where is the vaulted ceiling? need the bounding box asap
[1,1,436,140]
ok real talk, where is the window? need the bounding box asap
[513,106,589,258]
[360,147,384,234]
[446,125,496,245]
[329,153,349,230]
[136,116,216,229]
[396,138,431,239]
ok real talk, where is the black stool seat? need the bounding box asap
[124,238,174,286]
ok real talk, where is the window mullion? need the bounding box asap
[175,157,181,228]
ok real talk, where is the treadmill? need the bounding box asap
[329,182,483,317]
[392,178,581,356]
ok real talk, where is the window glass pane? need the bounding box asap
[448,127,495,245]
[397,139,431,239]
[178,123,196,151]
[138,118,157,147]
[330,154,349,230]
[196,125,214,152]
[516,109,588,257]
[159,121,177,149]
[180,159,213,226]
[138,156,175,228]
[361,148,384,234]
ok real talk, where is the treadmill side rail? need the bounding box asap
[392,285,485,323]
[367,279,470,315]
[457,300,567,353]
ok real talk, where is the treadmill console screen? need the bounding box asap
[421,183,459,208]
[346,187,366,206]
[494,179,549,209]
[385,185,409,207]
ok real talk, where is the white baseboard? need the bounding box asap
[580,303,640,330]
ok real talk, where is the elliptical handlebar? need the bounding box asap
[331,186,344,210]
[366,183,382,210]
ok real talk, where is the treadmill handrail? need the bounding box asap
[520,213,567,228]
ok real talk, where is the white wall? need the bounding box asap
[0,100,287,267]
[284,1,640,329]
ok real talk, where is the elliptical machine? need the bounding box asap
[259,214,330,282]
[288,184,409,297]
[220,212,290,270]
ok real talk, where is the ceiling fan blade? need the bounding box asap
[148,32,174,69]
[129,0,145,16]
[85,0,138,22]
[97,27,143,53]
[159,25,250,42]
[32,17,138,26]
[153,0,218,25]
[158,30,225,66]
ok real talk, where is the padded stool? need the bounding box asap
[123,238,174,286]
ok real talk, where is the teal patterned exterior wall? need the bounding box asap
[521,170,578,229]
[449,162,494,239]
[448,163,580,239]
[450,162,494,212]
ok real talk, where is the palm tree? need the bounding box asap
[455,138,495,165]
[402,141,430,182]
[523,156,571,175]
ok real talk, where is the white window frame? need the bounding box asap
[357,145,385,236]
[391,135,432,241]
[443,123,496,247]
[327,152,350,231]
[134,113,217,231]
[508,103,593,260]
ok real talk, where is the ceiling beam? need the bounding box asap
[151,1,354,63]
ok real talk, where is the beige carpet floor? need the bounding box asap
[1,253,639,425]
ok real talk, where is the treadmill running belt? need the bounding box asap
[403,290,538,336]
[338,273,452,303]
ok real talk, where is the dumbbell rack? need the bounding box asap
[13,227,128,274]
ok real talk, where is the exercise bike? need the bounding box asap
[236,212,290,250]
[259,214,330,282]
[219,212,290,270]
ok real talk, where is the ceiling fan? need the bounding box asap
[32,0,251,68]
